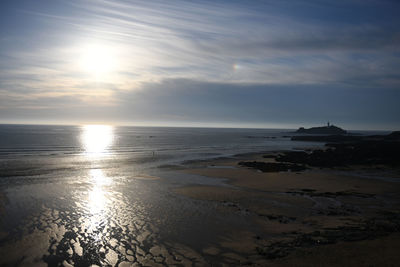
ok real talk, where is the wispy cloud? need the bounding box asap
[0,0,399,128]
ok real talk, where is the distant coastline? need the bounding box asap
[295,123,347,135]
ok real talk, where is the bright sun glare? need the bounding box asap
[79,44,116,75]
[85,169,110,236]
[81,125,114,156]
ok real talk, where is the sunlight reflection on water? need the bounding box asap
[3,124,210,266]
[81,125,114,156]
[90,168,112,186]
[80,124,115,236]
[88,177,109,214]
[80,125,116,244]
[85,169,113,242]
[0,125,246,266]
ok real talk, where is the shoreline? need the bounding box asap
[172,150,400,265]
[1,128,399,266]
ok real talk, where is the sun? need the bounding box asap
[79,44,117,75]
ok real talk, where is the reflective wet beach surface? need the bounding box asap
[3,125,397,266]
[0,168,216,266]
[0,125,256,266]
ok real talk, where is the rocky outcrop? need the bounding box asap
[296,125,347,135]
[238,161,307,172]
[277,131,400,167]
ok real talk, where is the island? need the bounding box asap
[295,122,347,134]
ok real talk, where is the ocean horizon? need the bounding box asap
[0,124,398,266]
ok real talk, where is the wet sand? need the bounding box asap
[174,154,400,266]
[0,170,210,267]
[1,151,399,266]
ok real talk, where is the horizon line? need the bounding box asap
[0,121,395,132]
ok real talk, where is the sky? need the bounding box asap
[0,0,399,130]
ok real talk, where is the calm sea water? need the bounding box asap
[0,124,316,156]
[0,124,327,266]
[0,124,325,177]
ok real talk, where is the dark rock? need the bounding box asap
[291,135,362,142]
[291,130,400,143]
[256,211,400,260]
[262,155,276,158]
[286,190,375,199]
[276,138,400,167]
[385,131,400,140]
[238,161,307,172]
[295,124,347,135]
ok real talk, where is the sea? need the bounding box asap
[0,124,368,266]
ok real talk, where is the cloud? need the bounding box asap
[1,78,399,129]
[205,27,400,55]
[0,0,399,129]
[4,0,398,86]
[113,79,400,127]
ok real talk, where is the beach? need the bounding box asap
[0,125,399,266]
[175,153,400,266]
[2,0,400,265]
